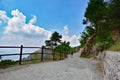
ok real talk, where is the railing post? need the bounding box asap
[19,45,23,65]
[41,46,44,62]
[53,49,55,60]
[60,52,61,60]
[59,49,61,60]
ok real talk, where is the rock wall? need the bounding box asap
[103,51,120,80]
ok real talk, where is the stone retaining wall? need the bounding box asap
[103,51,120,80]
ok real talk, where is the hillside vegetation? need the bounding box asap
[108,42,120,52]
[80,0,120,58]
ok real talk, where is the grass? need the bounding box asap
[31,54,40,63]
[80,50,94,58]
[80,54,93,58]
[44,53,66,61]
[22,53,67,64]
[0,60,19,69]
[108,42,120,51]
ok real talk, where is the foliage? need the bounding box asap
[56,41,71,54]
[0,60,18,68]
[31,54,40,62]
[45,40,51,46]
[108,42,120,51]
[86,26,95,36]
[85,0,106,24]
[96,33,113,49]
[80,0,120,57]
[71,46,80,53]
[45,31,62,48]
[108,0,120,29]
[80,0,115,48]
[80,32,89,47]
[50,31,62,46]
[55,41,72,59]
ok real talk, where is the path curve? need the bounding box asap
[0,50,104,80]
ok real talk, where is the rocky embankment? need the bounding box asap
[102,51,120,80]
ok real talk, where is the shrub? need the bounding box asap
[108,42,120,51]
[0,60,18,66]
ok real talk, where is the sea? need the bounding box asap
[0,48,40,61]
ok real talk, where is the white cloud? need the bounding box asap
[22,24,51,38]
[29,15,36,25]
[0,9,80,47]
[4,9,26,34]
[62,26,80,47]
[62,35,80,47]
[0,9,52,46]
[0,10,10,24]
[3,9,51,38]
[63,25,68,35]
[0,35,45,46]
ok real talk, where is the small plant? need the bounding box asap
[31,54,40,63]
[0,60,18,68]
[108,42,120,51]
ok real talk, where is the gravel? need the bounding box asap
[0,50,104,80]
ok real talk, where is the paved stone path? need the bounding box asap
[0,50,104,80]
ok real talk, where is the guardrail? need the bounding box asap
[0,45,54,65]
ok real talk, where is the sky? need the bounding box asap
[0,0,89,48]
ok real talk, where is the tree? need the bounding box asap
[86,26,95,35]
[85,0,106,24]
[45,40,51,46]
[80,32,89,47]
[45,31,62,47]
[56,41,71,58]
[44,31,62,60]
[80,0,114,57]
[107,0,120,29]
[82,0,107,44]
[50,31,62,46]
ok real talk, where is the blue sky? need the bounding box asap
[0,0,89,47]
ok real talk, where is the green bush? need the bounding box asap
[108,42,120,51]
[31,54,40,63]
[0,60,18,66]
